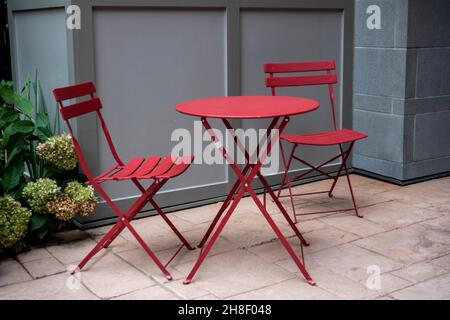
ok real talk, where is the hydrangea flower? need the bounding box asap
[22,178,61,213]
[64,181,98,216]
[36,133,78,170]
[45,196,78,221]
[0,196,32,249]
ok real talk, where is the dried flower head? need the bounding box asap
[45,196,78,221]
[0,196,32,248]
[36,133,78,170]
[22,178,61,214]
[77,200,97,216]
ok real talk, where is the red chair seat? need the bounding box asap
[281,129,367,146]
[97,156,193,182]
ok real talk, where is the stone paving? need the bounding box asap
[0,174,449,300]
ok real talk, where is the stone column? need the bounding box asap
[352,0,450,182]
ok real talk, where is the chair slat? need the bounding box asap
[119,157,161,179]
[158,156,194,179]
[142,156,175,178]
[109,158,145,180]
[264,60,335,73]
[53,82,96,101]
[59,97,102,120]
[265,74,337,88]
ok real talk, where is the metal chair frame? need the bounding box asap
[53,82,194,279]
[264,60,368,222]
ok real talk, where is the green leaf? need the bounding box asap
[0,80,13,88]
[6,142,26,166]
[36,112,50,129]
[29,214,47,231]
[2,161,24,191]
[34,225,49,240]
[5,131,27,151]
[0,109,20,127]
[3,120,35,145]
[13,120,35,134]
[17,98,33,115]
[35,126,52,141]
[0,86,21,105]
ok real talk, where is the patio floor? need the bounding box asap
[1,174,449,300]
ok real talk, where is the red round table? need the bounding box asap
[176,95,319,285]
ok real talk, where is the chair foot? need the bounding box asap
[186,244,196,251]
[307,279,316,286]
[328,192,333,198]
[165,275,173,280]
[183,279,191,285]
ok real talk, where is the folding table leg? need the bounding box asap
[197,175,242,248]
[184,185,247,284]
[257,172,309,246]
[246,187,314,285]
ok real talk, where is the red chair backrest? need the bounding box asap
[53,82,101,120]
[52,82,124,180]
[264,60,338,130]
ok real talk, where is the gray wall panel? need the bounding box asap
[13,8,69,125]
[93,8,227,199]
[240,9,344,175]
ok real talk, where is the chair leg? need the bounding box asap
[149,198,194,250]
[121,217,173,279]
[339,144,363,218]
[329,143,362,218]
[276,143,293,198]
[277,145,298,222]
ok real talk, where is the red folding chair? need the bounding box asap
[53,82,194,280]
[264,60,368,222]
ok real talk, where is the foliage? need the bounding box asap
[0,74,96,248]
[0,196,32,249]
[0,77,54,198]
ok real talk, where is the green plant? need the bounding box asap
[0,73,93,246]
[0,76,54,198]
[0,196,32,249]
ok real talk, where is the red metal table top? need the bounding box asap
[176,96,319,119]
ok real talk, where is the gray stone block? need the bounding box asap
[354,48,413,98]
[414,111,450,161]
[403,156,450,180]
[416,48,450,98]
[353,110,405,162]
[407,0,450,47]
[354,0,409,48]
[392,96,450,115]
[353,94,392,113]
[403,115,415,162]
[353,154,403,180]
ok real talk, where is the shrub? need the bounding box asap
[0,196,32,248]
